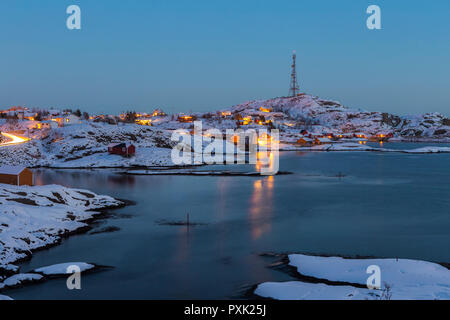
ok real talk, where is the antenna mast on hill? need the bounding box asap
[289,51,300,97]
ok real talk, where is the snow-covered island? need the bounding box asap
[0,183,124,298]
[255,254,450,300]
[1,94,450,168]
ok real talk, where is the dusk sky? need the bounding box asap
[1,0,449,116]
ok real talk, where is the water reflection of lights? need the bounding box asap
[255,151,276,174]
[249,176,274,240]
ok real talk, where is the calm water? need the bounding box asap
[6,143,450,299]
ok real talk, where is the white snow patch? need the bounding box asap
[255,254,450,300]
[402,147,450,154]
[2,273,43,287]
[34,262,95,275]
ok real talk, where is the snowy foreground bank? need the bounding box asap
[255,254,450,300]
[0,262,97,300]
[0,183,123,272]
[0,184,123,300]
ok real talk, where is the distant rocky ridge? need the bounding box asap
[228,95,450,139]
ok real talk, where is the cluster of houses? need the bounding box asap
[1,106,82,130]
[1,106,36,121]
[120,109,168,126]
[1,106,173,131]
[218,106,283,127]
[167,106,283,127]
[296,131,393,146]
[0,106,147,159]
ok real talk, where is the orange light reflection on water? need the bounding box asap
[249,176,274,240]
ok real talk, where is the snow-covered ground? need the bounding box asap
[1,273,43,287]
[255,254,450,300]
[0,262,97,296]
[0,183,123,268]
[280,142,450,153]
[0,122,175,168]
[34,262,95,276]
[402,146,450,154]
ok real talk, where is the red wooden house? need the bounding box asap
[108,143,136,157]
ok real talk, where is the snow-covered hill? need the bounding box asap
[228,94,450,139]
[0,123,175,168]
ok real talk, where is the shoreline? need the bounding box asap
[0,189,132,284]
[20,141,450,171]
[0,198,131,296]
[0,198,131,271]
[2,140,450,171]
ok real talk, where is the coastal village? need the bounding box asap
[0,88,450,182]
[0,101,394,151]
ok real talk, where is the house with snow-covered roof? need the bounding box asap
[0,166,34,186]
[51,114,81,127]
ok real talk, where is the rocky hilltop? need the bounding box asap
[227,94,450,140]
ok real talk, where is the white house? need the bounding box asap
[52,115,81,127]
[64,115,81,125]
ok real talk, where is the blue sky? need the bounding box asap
[0,0,449,116]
